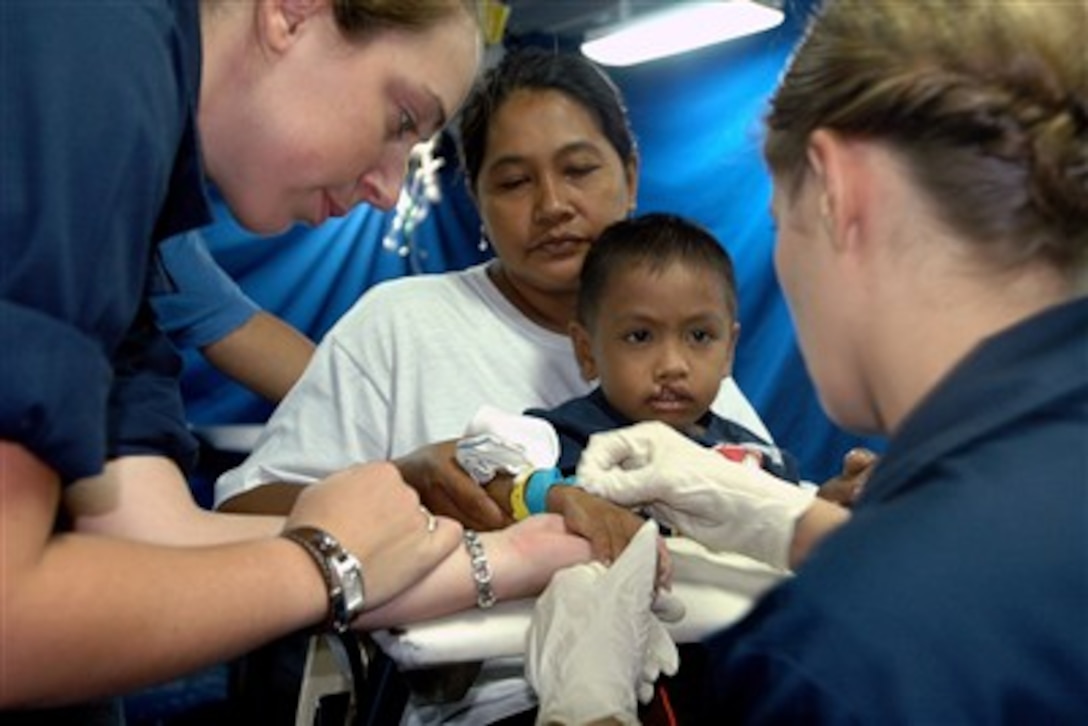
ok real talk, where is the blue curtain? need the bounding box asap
[184,3,885,483]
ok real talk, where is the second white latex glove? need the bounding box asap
[577,421,816,571]
[526,520,679,725]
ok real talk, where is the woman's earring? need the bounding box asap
[478,225,490,252]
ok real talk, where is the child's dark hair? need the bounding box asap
[457,47,637,196]
[577,213,738,327]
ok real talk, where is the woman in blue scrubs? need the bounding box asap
[529,0,1088,722]
[0,0,547,718]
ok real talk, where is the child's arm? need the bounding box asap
[484,471,663,578]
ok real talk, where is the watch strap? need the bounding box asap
[282,526,365,633]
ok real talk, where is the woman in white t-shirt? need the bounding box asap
[212,46,792,726]
[216,48,770,529]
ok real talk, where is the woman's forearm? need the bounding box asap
[357,515,593,630]
[1,441,325,708]
[66,456,285,545]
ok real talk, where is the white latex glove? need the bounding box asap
[577,421,816,571]
[526,520,679,725]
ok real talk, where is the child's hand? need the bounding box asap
[547,487,672,589]
[818,448,877,507]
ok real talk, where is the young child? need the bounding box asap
[526,212,800,483]
[517,213,802,726]
[454,213,801,567]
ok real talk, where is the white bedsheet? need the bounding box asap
[373,536,788,671]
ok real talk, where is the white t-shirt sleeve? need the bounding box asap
[214,302,392,506]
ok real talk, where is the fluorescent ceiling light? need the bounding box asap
[581,1,785,67]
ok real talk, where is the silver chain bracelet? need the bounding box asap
[462,529,496,609]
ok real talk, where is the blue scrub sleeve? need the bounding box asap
[0,303,112,482]
[107,301,199,474]
[2,1,206,482]
[151,231,260,350]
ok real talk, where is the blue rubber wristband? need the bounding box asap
[525,467,566,515]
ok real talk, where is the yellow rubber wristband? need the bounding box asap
[509,468,533,521]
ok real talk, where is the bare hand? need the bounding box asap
[481,514,595,600]
[286,461,462,610]
[817,448,878,507]
[394,440,511,531]
[352,514,592,629]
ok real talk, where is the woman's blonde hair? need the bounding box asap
[765,0,1087,270]
[332,0,481,39]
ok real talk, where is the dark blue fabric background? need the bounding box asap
[183,3,885,483]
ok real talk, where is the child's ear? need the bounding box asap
[568,321,598,382]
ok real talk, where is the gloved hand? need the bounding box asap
[526,520,679,725]
[577,421,816,571]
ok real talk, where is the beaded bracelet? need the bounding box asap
[462,529,496,609]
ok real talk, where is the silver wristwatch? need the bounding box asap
[283,526,366,633]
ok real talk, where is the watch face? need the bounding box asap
[332,553,366,614]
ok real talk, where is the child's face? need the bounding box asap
[571,261,739,431]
